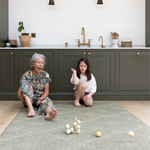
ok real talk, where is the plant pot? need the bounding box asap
[19,35,31,47]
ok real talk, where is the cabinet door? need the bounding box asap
[18,51,54,92]
[1,51,15,91]
[120,51,150,90]
[58,51,85,91]
[87,51,116,91]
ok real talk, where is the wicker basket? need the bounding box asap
[121,38,132,47]
[19,35,31,47]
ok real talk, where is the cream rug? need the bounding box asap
[0,102,150,150]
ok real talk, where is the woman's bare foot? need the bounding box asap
[74,99,81,107]
[45,109,57,120]
[27,110,35,117]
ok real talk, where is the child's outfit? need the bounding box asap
[70,73,97,96]
[20,70,55,115]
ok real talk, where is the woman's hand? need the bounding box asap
[37,97,43,105]
[71,68,76,73]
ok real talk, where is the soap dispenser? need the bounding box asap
[6,37,10,47]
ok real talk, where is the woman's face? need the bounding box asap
[33,57,44,74]
[79,61,87,75]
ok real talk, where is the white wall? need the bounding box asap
[9,0,145,47]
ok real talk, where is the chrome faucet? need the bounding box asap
[99,36,105,48]
[78,27,90,47]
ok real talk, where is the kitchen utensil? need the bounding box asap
[115,34,119,39]
[111,32,114,39]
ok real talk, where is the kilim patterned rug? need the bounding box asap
[0,102,150,150]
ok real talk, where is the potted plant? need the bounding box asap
[18,21,32,47]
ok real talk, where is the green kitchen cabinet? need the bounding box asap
[18,50,54,92]
[1,51,16,91]
[56,51,85,92]
[56,50,116,92]
[120,51,150,90]
[0,48,149,100]
[87,51,115,91]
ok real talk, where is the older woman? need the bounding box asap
[17,53,57,120]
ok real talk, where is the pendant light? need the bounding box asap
[97,0,103,4]
[49,0,55,5]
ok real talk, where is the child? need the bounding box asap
[70,57,97,107]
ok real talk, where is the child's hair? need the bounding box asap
[76,57,91,81]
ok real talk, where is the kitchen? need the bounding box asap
[0,0,149,100]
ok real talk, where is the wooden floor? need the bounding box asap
[0,101,150,135]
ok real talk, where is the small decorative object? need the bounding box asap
[76,129,80,134]
[65,124,71,135]
[97,0,103,4]
[5,37,10,47]
[18,21,32,47]
[31,33,36,38]
[128,131,134,137]
[96,131,102,137]
[75,117,82,125]
[70,128,74,133]
[73,121,77,131]
[121,38,132,47]
[76,125,80,129]
[65,124,70,129]
[65,117,82,135]
[9,40,17,47]
[65,42,68,48]
[49,0,55,5]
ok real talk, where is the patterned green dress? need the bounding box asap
[20,70,55,115]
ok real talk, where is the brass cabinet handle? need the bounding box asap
[83,52,86,55]
[88,52,90,55]
[137,52,139,55]
[11,52,13,55]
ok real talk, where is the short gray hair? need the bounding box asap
[30,53,46,69]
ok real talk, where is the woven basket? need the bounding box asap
[121,38,132,47]
[19,35,31,47]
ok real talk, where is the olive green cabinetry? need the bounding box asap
[87,51,115,91]
[1,51,16,91]
[55,50,115,93]
[0,48,149,100]
[57,51,84,92]
[120,51,150,91]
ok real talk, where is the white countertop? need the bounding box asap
[0,44,150,49]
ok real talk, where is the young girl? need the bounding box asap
[70,57,97,107]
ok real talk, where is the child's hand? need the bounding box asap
[71,68,76,73]
[86,94,92,99]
